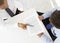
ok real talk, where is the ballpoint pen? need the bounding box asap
[26,24,34,27]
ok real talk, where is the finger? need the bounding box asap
[37,33,44,37]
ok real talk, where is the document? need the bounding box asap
[20,9,45,36]
[24,15,45,36]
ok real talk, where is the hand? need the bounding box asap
[18,23,27,30]
[37,33,44,37]
[0,0,8,9]
[0,4,8,9]
[38,16,44,20]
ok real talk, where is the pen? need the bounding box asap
[26,24,34,27]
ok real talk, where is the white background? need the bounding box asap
[18,0,54,12]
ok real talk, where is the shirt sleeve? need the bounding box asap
[14,0,24,11]
[39,34,54,43]
[54,38,60,43]
[42,7,57,19]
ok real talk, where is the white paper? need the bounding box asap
[21,9,45,36]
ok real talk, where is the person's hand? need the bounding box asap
[0,0,8,9]
[38,16,44,20]
[37,33,44,37]
[18,23,27,30]
[0,4,8,9]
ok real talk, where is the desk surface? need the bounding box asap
[1,8,52,43]
[0,23,52,43]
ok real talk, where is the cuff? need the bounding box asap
[38,34,53,43]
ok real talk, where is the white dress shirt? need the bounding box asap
[52,27,60,43]
[39,7,60,43]
[0,0,23,24]
[42,7,60,19]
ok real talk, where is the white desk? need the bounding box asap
[0,8,52,43]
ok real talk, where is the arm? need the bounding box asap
[42,7,57,19]
[54,38,60,43]
[37,33,54,43]
[39,7,57,20]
